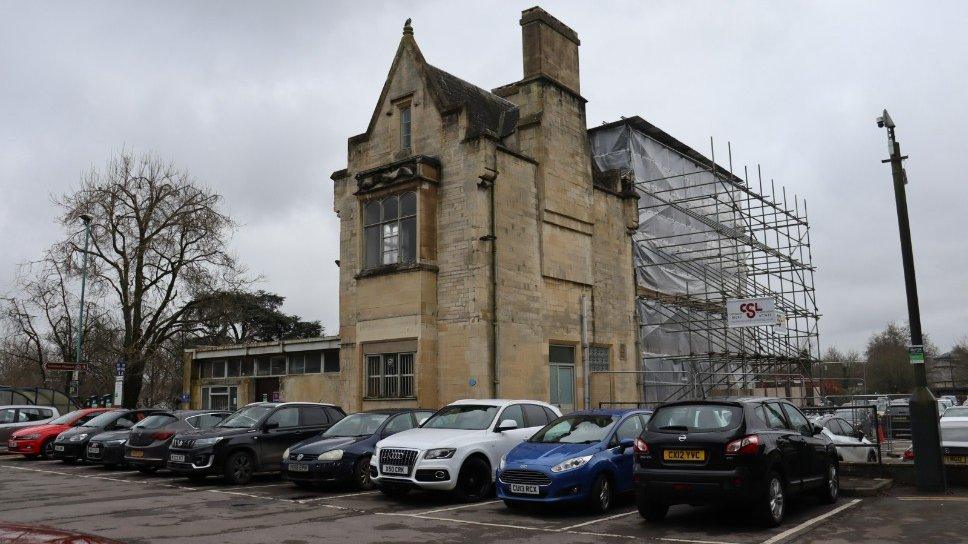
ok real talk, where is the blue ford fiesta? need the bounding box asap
[496,409,652,513]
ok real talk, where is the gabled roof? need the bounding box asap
[352,22,518,144]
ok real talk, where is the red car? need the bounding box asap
[8,408,117,459]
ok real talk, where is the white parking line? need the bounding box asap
[558,509,636,531]
[240,482,291,489]
[379,512,552,532]
[896,496,968,501]
[759,499,862,544]
[298,491,379,502]
[417,500,501,515]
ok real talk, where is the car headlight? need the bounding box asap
[107,439,126,445]
[424,448,456,460]
[283,448,290,459]
[69,433,88,442]
[193,437,223,447]
[551,455,593,473]
[21,434,41,440]
[499,454,507,471]
[318,449,343,461]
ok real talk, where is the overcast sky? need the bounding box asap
[1,1,966,355]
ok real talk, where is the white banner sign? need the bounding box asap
[114,376,124,407]
[726,297,778,328]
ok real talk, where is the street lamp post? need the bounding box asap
[71,214,93,400]
[877,109,946,492]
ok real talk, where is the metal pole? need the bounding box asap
[878,109,945,492]
[72,214,93,400]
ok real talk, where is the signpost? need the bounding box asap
[114,361,126,407]
[43,362,88,372]
[726,297,779,328]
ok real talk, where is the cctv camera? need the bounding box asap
[876,117,885,128]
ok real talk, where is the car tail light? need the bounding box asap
[725,434,760,455]
[634,437,650,455]
[152,431,175,441]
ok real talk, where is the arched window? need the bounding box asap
[363,192,417,268]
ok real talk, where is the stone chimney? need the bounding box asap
[520,6,581,95]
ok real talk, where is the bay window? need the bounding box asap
[363,192,416,268]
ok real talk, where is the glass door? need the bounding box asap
[550,364,575,412]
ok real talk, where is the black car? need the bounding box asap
[124,410,231,473]
[167,402,346,484]
[53,409,156,464]
[633,398,838,527]
[282,408,435,490]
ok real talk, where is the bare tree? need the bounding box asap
[59,151,243,407]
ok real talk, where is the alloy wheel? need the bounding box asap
[599,479,611,511]
[232,454,252,481]
[828,465,839,498]
[459,466,487,498]
[42,441,54,458]
[769,477,784,522]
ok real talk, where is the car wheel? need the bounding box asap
[40,440,55,459]
[223,451,255,485]
[588,474,612,514]
[817,462,839,504]
[136,466,157,475]
[867,450,878,463]
[379,484,410,498]
[637,498,668,521]
[757,471,786,527]
[355,457,374,491]
[453,457,492,502]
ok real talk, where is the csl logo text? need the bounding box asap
[740,303,763,319]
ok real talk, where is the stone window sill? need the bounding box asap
[356,262,438,280]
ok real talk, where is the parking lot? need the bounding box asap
[1,456,966,543]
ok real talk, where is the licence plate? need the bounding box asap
[945,455,967,465]
[289,463,309,472]
[382,464,408,475]
[169,453,186,463]
[130,449,144,458]
[7,441,16,449]
[88,446,100,453]
[54,445,64,452]
[663,449,706,462]
[509,483,540,495]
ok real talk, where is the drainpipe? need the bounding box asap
[478,168,499,398]
[581,294,591,409]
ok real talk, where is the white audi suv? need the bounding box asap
[371,399,561,501]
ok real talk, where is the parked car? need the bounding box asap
[371,399,561,501]
[167,402,345,484]
[938,398,956,416]
[496,409,652,513]
[0,405,60,444]
[53,409,154,463]
[8,408,116,459]
[905,414,968,464]
[943,406,968,419]
[633,398,838,527]
[124,410,231,473]
[86,409,166,468]
[810,414,877,463]
[283,408,435,490]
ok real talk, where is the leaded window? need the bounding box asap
[363,193,416,268]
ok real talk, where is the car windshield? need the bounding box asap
[942,425,968,443]
[423,405,498,430]
[49,410,85,425]
[944,407,968,418]
[530,415,617,444]
[134,414,177,429]
[218,405,274,429]
[649,404,743,433]
[323,413,389,437]
[81,411,121,428]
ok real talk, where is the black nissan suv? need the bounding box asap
[633,398,838,527]
[167,402,345,484]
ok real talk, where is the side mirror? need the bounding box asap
[812,424,824,436]
[262,421,280,432]
[619,438,635,450]
[852,429,865,440]
[495,419,518,432]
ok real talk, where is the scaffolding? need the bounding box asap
[590,117,821,404]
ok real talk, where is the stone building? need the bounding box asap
[181,6,815,413]
[330,7,640,413]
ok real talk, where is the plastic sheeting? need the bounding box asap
[591,123,747,401]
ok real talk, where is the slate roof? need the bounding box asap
[424,63,519,139]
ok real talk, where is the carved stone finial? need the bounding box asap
[403,18,413,36]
